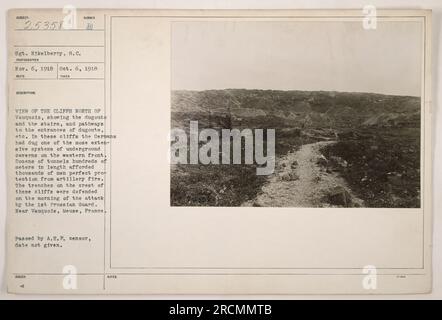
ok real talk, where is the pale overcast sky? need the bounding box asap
[172,20,422,96]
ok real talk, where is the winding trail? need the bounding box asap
[243,140,364,207]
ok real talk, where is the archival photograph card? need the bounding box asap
[6,9,432,294]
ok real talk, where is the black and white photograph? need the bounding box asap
[170,20,422,208]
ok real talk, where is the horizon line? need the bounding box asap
[171,88,420,98]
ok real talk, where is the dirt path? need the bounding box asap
[243,140,364,207]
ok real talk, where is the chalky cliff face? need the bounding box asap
[170,89,421,208]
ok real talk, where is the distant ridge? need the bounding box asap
[171,89,420,128]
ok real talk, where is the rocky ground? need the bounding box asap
[171,90,420,208]
[242,140,364,207]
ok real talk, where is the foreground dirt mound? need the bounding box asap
[326,186,353,207]
[243,141,364,208]
[321,127,420,208]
